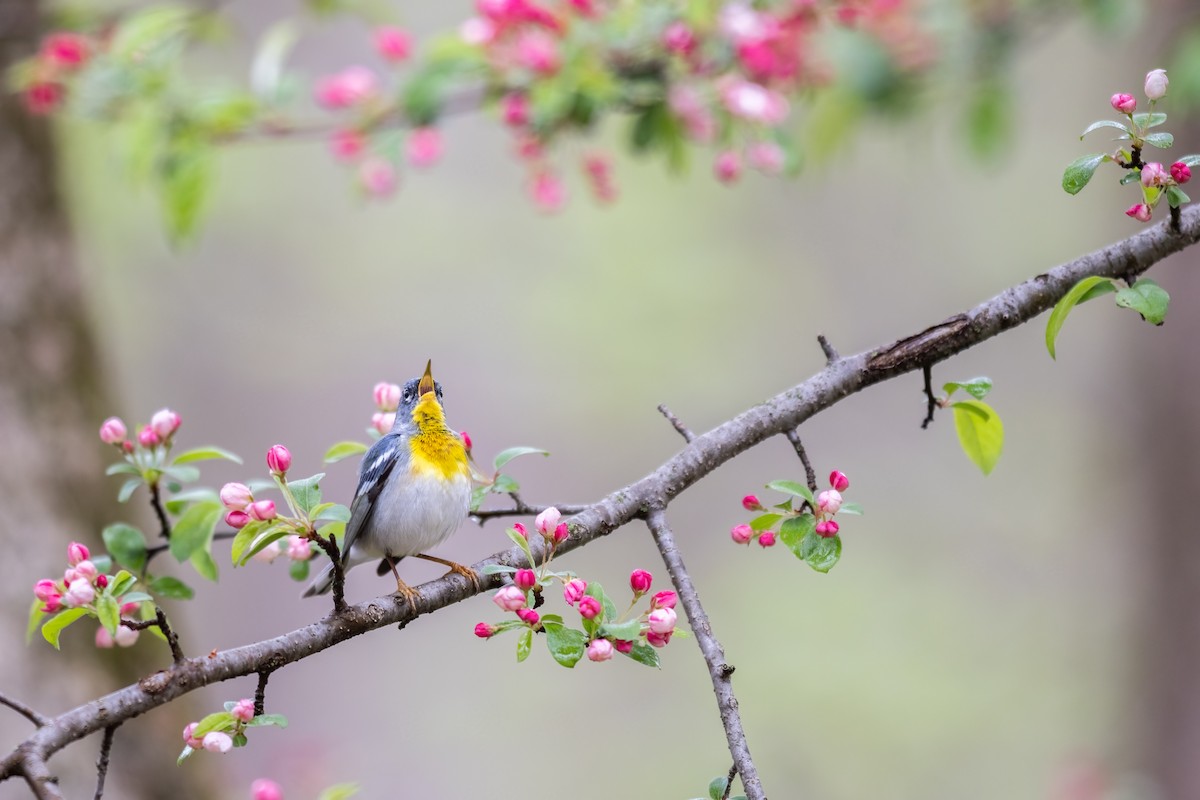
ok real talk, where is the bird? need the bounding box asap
[303,360,476,608]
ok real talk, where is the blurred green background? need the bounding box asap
[6,0,1199,797]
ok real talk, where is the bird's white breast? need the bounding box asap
[363,468,471,558]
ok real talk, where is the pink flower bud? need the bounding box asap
[99,417,127,445]
[529,171,566,213]
[202,731,233,754]
[647,606,677,635]
[741,495,762,511]
[253,540,283,563]
[64,578,95,607]
[329,128,366,162]
[359,158,398,197]
[515,30,561,75]
[150,408,181,440]
[474,622,497,638]
[516,607,540,625]
[220,482,253,511]
[662,21,696,55]
[493,584,526,612]
[67,542,90,566]
[96,574,109,589]
[407,127,443,168]
[225,509,251,529]
[374,25,412,63]
[512,522,527,539]
[461,430,472,451]
[251,779,284,800]
[535,507,561,536]
[629,569,653,595]
[647,629,673,648]
[1145,69,1168,101]
[182,722,203,748]
[1110,93,1136,114]
[586,638,614,662]
[513,569,537,590]
[231,698,255,723]
[40,33,89,69]
[553,523,569,544]
[651,590,677,609]
[1125,203,1152,223]
[758,531,777,547]
[730,523,754,545]
[1171,161,1192,184]
[816,489,843,516]
[577,595,602,620]
[266,444,292,475]
[714,150,742,184]
[815,519,840,537]
[1141,162,1169,188]
[248,500,277,522]
[614,639,634,654]
[563,578,587,606]
[137,427,160,448]
[95,626,114,649]
[747,141,785,176]
[34,580,59,602]
[286,535,312,561]
[829,470,850,492]
[74,560,98,580]
[114,625,138,647]
[502,92,530,127]
[373,382,401,412]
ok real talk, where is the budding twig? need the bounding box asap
[646,509,766,800]
[920,364,937,430]
[783,429,818,494]
[121,606,184,664]
[0,693,49,727]
[657,404,695,443]
[93,725,118,800]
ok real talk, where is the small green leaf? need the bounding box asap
[103,523,148,571]
[288,558,310,581]
[170,501,221,562]
[41,608,89,649]
[1045,275,1117,359]
[96,594,120,636]
[1062,153,1109,195]
[1132,112,1167,129]
[492,446,550,471]
[766,480,815,506]
[516,627,533,662]
[149,576,194,600]
[287,473,325,516]
[1079,119,1130,138]
[801,530,842,573]
[117,477,142,503]
[941,377,993,401]
[599,619,643,641]
[1115,278,1170,325]
[952,400,1004,475]
[543,622,587,668]
[323,441,368,464]
[622,639,661,668]
[749,513,782,532]
[1144,131,1174,148]
[779,515,816,561]
[1166,185,1191,208]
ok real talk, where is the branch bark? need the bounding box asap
[4,207,1200,785]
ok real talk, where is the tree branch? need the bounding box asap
[0,692,49,727]
[646,509,765,800]
[4,207,1199,783]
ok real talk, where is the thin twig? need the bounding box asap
[817,334,839,365]
[657,404,695,443]
[783,429,818,493]
[0,693,49,727]
[148,483,172,540]
[646,509,766,800]
[254,671,271,717]
[920,364,937,430]
[309,531,346,615]
[93,725,117,800]
[122,606,184,664]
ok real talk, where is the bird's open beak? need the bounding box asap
[418,359,435,397]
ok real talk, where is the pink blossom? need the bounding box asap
[114,625,138,647]
[150,409,181,440]
[512,522,527,539]
[651,590,677,609]
[253,540,283,563]
[314,66,378,109]
[816,489,843,516]
[514,569,538,590]
[587,638,614,662]
[493,584,526,612]
[67,542,90,566]
[460,17,497,46]
[372,411,397,435]
[758,531,777,547]
[742,495,762,511]
[1110,93,1136,115]
[202,731,233,754]
[663,21,696,56]
[249,500,277,522]
[266,444,292,475]
[747,141,785,175]
[516,607,540,625]
[614,639,634,654]
[225,509,251,530]
[563,578,587,606]
[220,482,254,511]
[373,382,401,412]
[40,33,89,69]
[407,127,443,168]
[95,627,114,649]
[329,128,366,162]
[359,158,398,197]
[647,606,677,635]
[63,578,95,608]
[23,82,63,115]
[730,523,753,544]
[1171,161,1192,184]
[99,417,127,445]
[374,26,412,63]
[535,507,561,536]
[502,92,530,127]
[286,536,312,561]
[1125,203,1152,222]
[231,698,255,723]
[629,569,653,595]
[815,519,840,537]
[474,622,497,638]
[529,171,566,213]
[251,779,284,800]
[1141,162,1169,188]
[577,595,602,620]
[182,722,204,749]
[829,470,850,492]
[137,427,160,448]
[1145,69,1168,100]
[515,30,561,75]
[720,78,789,124]
[714,150,742,184]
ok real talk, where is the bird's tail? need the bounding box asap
[301,562,336,598]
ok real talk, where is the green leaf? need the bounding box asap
[288,558,310,581]
[103,523,148,572]
[749,513,782,532]
[941,377,993,401]
[41,608,89,649]
[193,711,236,737]
[779,515,816,561]
[316,784,360,800]
[170,501,221,562]
[1166,185,1191,208]
[1062,153,1109,195]
[1115,278,1170,325]
[288,473,325,517]
[149,576,194,600]
[543,622,587,668]
[26,598,46,645]
[1132,112,1168,129]
[622,640,661,668]
[492,446,550,471]
[1079,119,1130,138]
[1045,275,1116,359]
[951,400,1004,475]
[1144,131,1175,148]
[246,713,288,728]
[709,776,730,800]
[324,440,369,464]
[766,480,815,506]
[191,546,220,582]
[96,594,120,636]
[516,628,533,663]
[599,619,643,641]
[801,529,842,573]
[172,446,242,465]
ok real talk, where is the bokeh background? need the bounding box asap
[4,1,1200,798]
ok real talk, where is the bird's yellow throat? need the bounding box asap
[408,393,468,480]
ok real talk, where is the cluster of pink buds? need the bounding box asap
[98,409,181,452]
[33,542,109,614]
[371,382,401,436]
[17,31,91,115]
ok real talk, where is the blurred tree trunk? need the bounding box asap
[0,3,212,797]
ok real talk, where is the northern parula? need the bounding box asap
[303,360,476,606]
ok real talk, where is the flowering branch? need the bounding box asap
[646,508,764,800]
[3,208,1200,790]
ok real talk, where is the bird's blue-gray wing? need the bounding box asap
[339,433,403,564]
